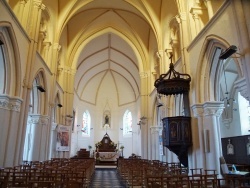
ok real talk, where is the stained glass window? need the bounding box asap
[82,111,91,136]
[123,110,132,135]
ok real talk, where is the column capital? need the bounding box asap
[176,12,187,23]
[20,0,28,5]
[190,7,206,16]
[0,94,23,112]
[169,39,179,48]
[192,102,224,117]
[65,115,73,126]
[33,0,42,9]
[150,126,162,134]
[43,41,51,48]
[28,114,50,125]
[156,50,164,59]
[53,43,61,51]
[139,72,148,78]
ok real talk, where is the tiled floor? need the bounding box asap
[89,167,127,188]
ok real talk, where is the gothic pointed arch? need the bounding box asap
[30,70,48,115]
[195,35,243,103]
[0,24,22,96]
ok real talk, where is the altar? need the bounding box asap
[95,152,119,162]
[95,133,119,165]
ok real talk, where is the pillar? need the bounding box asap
[150,126,163,160]
[0,95,23,166]
[27,114,49,161]
[18,0,46,164]
[204,0,214,19]
[17,0,28,26]
[175,0,190,74]
[192,102,224,175]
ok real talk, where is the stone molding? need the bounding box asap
[0,94,23,112]
[234,78,249,101]
[192,101,224,117]
[28,114,49,125]
[150,126,163,134]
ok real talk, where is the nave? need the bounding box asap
[1,158,250,187]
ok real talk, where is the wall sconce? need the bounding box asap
[220,63,236,108]
[57,103,63,108]
[36,85,46,92]
[219,45,237,59]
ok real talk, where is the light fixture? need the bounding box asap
[57,103,63,108]
[219,45,238,108]
[219,45,237,59]
[36,85,46,92]
[220,64,236,108]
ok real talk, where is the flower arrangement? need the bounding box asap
[95,142,102,148]
[120,145,124,150]
[88,145,92,150]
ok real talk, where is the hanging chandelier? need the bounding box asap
[219,45,238,108]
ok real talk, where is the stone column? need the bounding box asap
[156,50,164,74]
[37,31,46,53]
[139,72,149,159]
[169,39,179,63]
[176,12,190,74]
[0,95,23,166]
[190,11,201,35]
[49,122,58,159]
[204,0,214,19]
[192,102,224,175]
[140,115,148,159]
[18,0,46,165]
[150,126,163,160]
[17,0,28,26]
[28,114,49,161]
[42,41,51,62]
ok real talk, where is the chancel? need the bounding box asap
[95,133,119,166]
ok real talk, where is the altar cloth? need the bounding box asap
[95,152,119,161]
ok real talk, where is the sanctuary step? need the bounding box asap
[95,160,117,166]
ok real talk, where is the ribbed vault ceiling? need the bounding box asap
[74,33,140,106]
[61,0,164,106]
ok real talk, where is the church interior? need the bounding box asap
[1,0,250,187]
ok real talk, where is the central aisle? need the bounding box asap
[89,166,127,188]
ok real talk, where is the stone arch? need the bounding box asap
[195,35,242,103]
[0,24,22,97]
[30,69,48,115]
